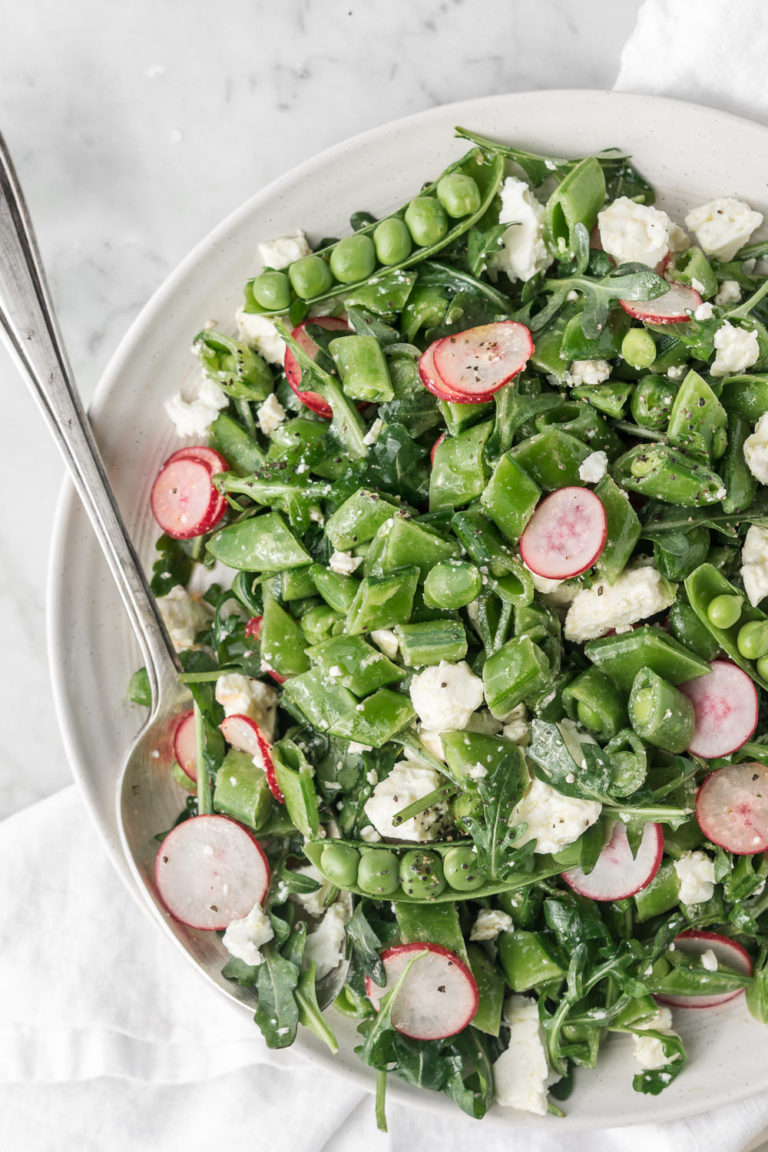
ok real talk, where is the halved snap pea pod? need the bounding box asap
[684,563,768,690]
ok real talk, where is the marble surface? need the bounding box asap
[0,0,642,819]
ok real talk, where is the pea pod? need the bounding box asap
[572,381,633,419]
[684,563,768,689]
[666,245,718,298]
[584,625,710,689]
[628,668,695,753]
[480,452,541,543]
[720,374,768,422]
[667,601,720,663]
[562,666,627,739]
[429,421,492,511]
[594,475,640,584]
[721,413,757,514]
[667,369,728,460]
[244,149,504,315]
[544,155,606,257]
[209,411,265,476]
[194,328,273,401]
[303,838,565,903]
[611,443,726,507]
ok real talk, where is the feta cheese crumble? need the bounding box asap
[257,392,286,436]
[693,301,714,321]
[597,197,673,267]
[501,702,530,746]
[157,585,211,650]
[564,566,675,642]
[409,660,484,731]
[164,373,228,437]
[328,550,362,576]
[741,524,768,605]
[633,1007,676,1072]
[674,850,715,905]
[578,450,609,484]
[292,864,335,917]
[701,949,719,972]
[510,777,601,855]
[363,417,384,446]
[258,229,311,270]
[710,321,760,377]
[370,629,399,659]
[303,902,349,981]
[363,762,450,842]
[744,412,768,485]
[222,901,273,966]
[214,673,279,741]
[685,197,763,262]
[564,358,611,387]
[715,279,742,307]
[493,995,552,1114]
[235,309,286,364]
[489,177,551,281]
[470,908,513,941]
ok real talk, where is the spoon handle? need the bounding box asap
[0,133,179,692]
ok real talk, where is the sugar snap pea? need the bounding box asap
[685,563,768,689]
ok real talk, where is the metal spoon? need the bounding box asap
[0,134,346,1012]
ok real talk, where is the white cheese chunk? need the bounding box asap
[470,908,513,941]
[157,585,211,650]
[711,321,760,377]
[493,995,551,1114]
[363,762,450,842]
[501,702,530,746]
[235,308,286,364]
[258,229,311,270]
[578,450,609,484]
[633,1007,675,1071]
[370,629,399,659]
[564,566,674,642]
[744,412,768,485]
[701,949,718,972]
[694,301,714,321]
[409,660,484,731]
[257,392,286,436]
[292,864,335,917]
[328,550,362,576]
[222,901,273,966]
[303,902,349,981]
[741,524,768,605]
[363,417,384,446]
[715,279,742,306]
[564,358,611,387]
[214,673,279,741]
[598,197,673,267]
[685,198,763,262]
[674,850,715,905]
[511,777,601,855]
[489,177,551,282]
[164,373,228,438]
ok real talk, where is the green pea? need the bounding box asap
[621,328,657,370]
[288,254,334,300]
[423,561,482,610]
[630,374,676,429]
[577,699,604,733]
[250,270,292,311]
[443,845,484,892]
[320,843,360,888]
[300,604,340,646]
[357,848,400,896]
[711,425,728,460]
[373,217,413,266]
[707,594,743,630]
[399,849,446,899]
[404,196,449,248]
[737,620,768,661]
[436,173,481,219]
[329,234,377,285]
[757,654,768,680]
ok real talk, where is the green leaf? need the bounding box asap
[126,666,151,707]
[253,942,301,1048]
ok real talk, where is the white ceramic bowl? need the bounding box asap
[48,91,768,1128]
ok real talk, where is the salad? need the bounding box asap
[130,127,768,1124]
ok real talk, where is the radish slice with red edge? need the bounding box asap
[155,814,270,930]
[220,714,284,804]
[173,710,197,782]
[266,668,287,686]
[431,321,533,402]
[284,316,351,418]
[418,342,467,404]
[519,487,607,579]
[167,445,229,474]
[430,432,446,466]
[562,821,663,901]
[680,660,758,758]
[245,616,263,641]
[696,762,768,854]
[655,930,753,1009]
[365,943,478,1040]
[620,282,701,324]
[150,456,226,540]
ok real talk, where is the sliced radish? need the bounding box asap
[245,616,263,641]
[680,661,758,758]
[169,445,229,475]
[696,762,768,854]
[365,943,478,1040]
[519,487,607,579]
[430,432,446,465]
[173,710,197,783]
[562,821,663,901]
[150,456,226,540]
[418,342,466,405]
[266,668,287,686]
[155,814,269,930]
[220,714,284,804]
[284,316,351,418]
[431,321,533,402]
[656,930,753,1009]
[620,282,701,324]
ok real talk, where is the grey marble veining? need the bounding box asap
[0,0,642,818]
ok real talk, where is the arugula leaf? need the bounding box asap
[467,222,509,278]
[150,533,195,597]
[346,901,387,995]
[126,666,151,707]
[465,744,528,881]
[253,940,301,1048]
